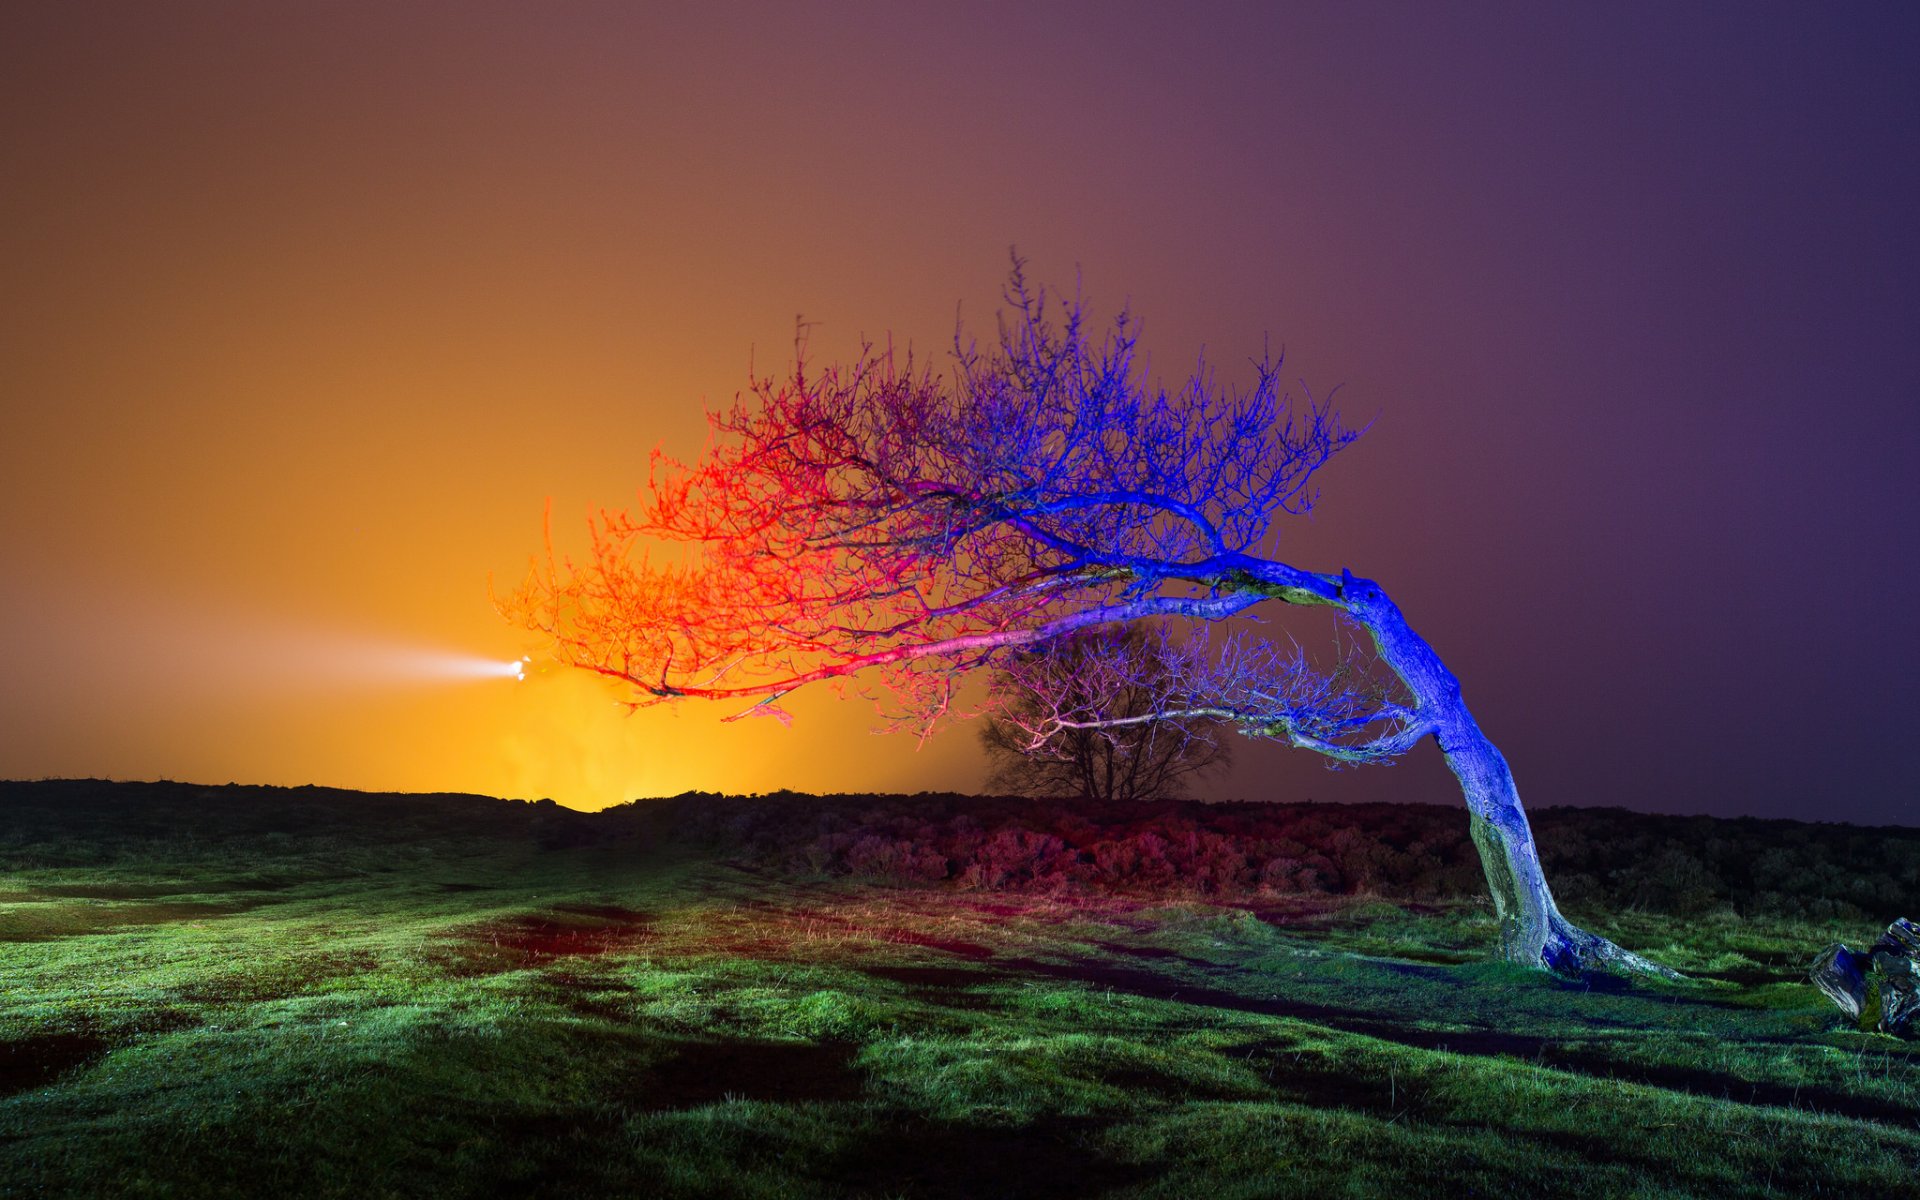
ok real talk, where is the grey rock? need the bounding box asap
[1873,951,1918,1036]
[1810,942,1868,1019]
[1812,918,1918,1036]
[1873,916,1920,959]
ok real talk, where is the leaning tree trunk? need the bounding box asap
[1337,572,1673,977]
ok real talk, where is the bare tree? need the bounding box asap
[502,261,1670,977]
[980,623,1233,803]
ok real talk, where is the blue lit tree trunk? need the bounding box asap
[1336,571,1666,974]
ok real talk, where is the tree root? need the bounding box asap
[1538,912,1685,981]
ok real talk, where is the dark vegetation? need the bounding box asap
[3,779,1917,1198]
[622,789,1920,923]
[11,780,1911,923]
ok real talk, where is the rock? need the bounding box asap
[1875,954,1919,1035]
[1873,916,1920,958]
[1811,918,1918,1037]
[1810,942,1868,1019]
[1870,919,1919,1035]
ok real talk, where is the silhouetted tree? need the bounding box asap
[980,623,1233,803]
[503,260,1669,976]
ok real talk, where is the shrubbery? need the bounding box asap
[6,780,1908,921]
[615,791,1920,919]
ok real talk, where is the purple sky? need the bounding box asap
[2,3,1916,821]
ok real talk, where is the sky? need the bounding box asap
[2,2,1916,823]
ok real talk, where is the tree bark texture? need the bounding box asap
[1338,572,1672,976]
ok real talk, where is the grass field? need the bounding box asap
[2,782,1915,1198]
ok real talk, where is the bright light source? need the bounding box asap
[381,652,533,682]
[471,657,526,680]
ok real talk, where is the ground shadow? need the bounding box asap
[0,1033,109,1098]
[996,955,1919,1127]
[832,1115,1150,1200]
[640,1038,865,1110]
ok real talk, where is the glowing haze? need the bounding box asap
[2,4,1916,821]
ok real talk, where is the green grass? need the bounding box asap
[2,789,1915,1198]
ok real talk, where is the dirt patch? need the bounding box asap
[640,1039,864,1110]
[437,907,655,976]
[0,1033,110,1097]
[0,899,267,942]
[857,964,1009,1010]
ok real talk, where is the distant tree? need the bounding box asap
[979,623,1232,803]
[502,260,1670,977]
